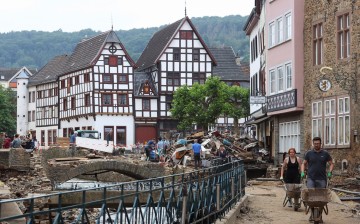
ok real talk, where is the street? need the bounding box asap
[236,180,360,224]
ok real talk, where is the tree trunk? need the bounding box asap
[233,118,239,137]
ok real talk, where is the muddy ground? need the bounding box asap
[236,180,360,224]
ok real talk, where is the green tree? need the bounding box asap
[223,85,250,136]
[171,76,228,132]
[0,86,16,135]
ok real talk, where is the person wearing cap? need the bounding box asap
[69,131,77,156]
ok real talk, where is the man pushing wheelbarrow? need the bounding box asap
[301,137,334,223]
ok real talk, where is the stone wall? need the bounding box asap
[0,149,10,169]
[0,148,30,171]
[303,0,360,172]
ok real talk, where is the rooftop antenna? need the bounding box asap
[185,0,187,17]
[111,13,113,30]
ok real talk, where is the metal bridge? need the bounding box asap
[0,158,246,224]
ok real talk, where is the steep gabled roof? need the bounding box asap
[29,55,68,86]
[63,30,136,73]
[136,16,216,71]
[0,67,36,82]
[0,68,22,81]
[210,46,248,81]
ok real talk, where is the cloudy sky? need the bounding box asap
[0,0,253,33]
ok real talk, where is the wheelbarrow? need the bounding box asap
[282,183,302,211]
[301,188,332,224]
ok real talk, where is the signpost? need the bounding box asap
[250,96,266,104]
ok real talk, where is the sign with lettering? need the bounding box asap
[250,96,266,104]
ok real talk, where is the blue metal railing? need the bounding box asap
[0,158,246,224]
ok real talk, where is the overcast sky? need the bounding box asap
[0,0,253,33]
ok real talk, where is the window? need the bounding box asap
[279,121,300,153]
[143,99,150,111]
[167,73,180,86]
[277,66,284,92]
[104,55,121,66]
[48,89,52,97]
[193,49,199,61]
[85,94,90,107]
[180,30,193,39]
[118,74,127,83]
[63,98,68,110]
[269,22,275,47]
[312,97,350,147]
[269,12,292,47]
[337,13,350,59]
[269,63,292,94]
[251,73,258,96]
[71,97,76,110]
[313,23,323,65]
[32,110,35,121]
[28,111,31,122]
[118,94,128,106]
[61,80,66,89]
[54,88,58,96]
[166,95,173,110]
[173,48,180,61]
[37,91,42,99]
[285,13,292,40]
[116,126,126,145]
[324,99,336,145]
[32,91,35,102]
[269,69,276,94]
[285,63,292,89]
[193,73,206,84]
[75,76,79,85]
[63,128,67,138]
[28,92,31,103]
[84,73,90,83]
[102,94,112,106]
[103,74,112,83]
[251,36,258,62]
[276,17,283,43]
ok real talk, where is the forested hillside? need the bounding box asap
[0,15,249,69]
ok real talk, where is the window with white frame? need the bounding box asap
[269,12,292,48]
[269,69,276,94]
[312,101,322,139]
[285,63,292,89]
[279,121,300,153]
[338,97,350,145]
[285,13,292,40]
[324,99,336,145]
[277,17,283,43]
[312,97,350,147]
[277,66,284,92]
[269,22,275,47]
[269,62,292,95]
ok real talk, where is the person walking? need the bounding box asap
[280,147,301,207]
[192,139,202,169]
[69,131,77,156]
[301,136,334,222]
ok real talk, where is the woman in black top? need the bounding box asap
[280,148,301,183]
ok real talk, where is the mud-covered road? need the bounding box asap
[236,180,360,224]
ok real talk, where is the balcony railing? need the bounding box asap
[267,89,297,112]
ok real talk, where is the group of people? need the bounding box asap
[280,137,333,222]
[144,137,170,162]
[0,133,38,151]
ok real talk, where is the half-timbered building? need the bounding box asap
[209,46,250,131]
[135,16,217,142]
[18,30,136,148]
